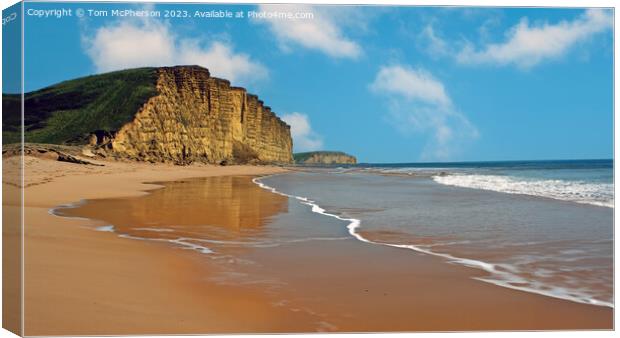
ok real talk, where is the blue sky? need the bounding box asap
[19,3,613,163]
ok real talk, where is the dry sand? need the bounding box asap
[2,155,613,335]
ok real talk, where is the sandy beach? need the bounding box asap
[3,155,613,335]
[8,156,320,335]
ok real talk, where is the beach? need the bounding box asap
[14,156,320,335]
[6,156,613,335]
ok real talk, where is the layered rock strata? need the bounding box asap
[95,66,293,164]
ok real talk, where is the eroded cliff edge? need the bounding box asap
[3,66,293,165]
[96,66,293,164]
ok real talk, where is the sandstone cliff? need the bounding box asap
[97,66,293,164]
[4,66,293,164]
[294,151,357,165]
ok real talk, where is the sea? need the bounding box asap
[257,159,614,307]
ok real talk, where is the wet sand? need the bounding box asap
[54,171,612,332]
[9,156,323,335]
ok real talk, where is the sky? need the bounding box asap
[17,2,614,163]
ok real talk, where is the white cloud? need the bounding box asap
[177,40,268,83]
[253,4,361,59]
[370,65,451,107]
[281,112,324,152]
[457,8,613,68]
[83,18,267,85]
[418,24,450,59]
[84,20,175,71]
[370,64,478,161]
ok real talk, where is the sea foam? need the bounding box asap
[433,174,613,208]
[253,175,614,308]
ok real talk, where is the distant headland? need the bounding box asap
[294,151,357,165]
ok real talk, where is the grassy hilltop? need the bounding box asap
[2,68,158,144]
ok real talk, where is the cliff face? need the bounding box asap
[4,66,292,164]
[294,151,357,165]
[97,66,292,164]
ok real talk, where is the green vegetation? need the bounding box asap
[2,68,159,145]
[293,151,354,162]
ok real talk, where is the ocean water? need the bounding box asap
[258,159,613,307]
[371,159,613,208]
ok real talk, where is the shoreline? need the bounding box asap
[10,156,613,334]
[253,175,613,309]
[15,156,324,335]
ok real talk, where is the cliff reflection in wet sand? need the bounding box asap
[58,176,289,249]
